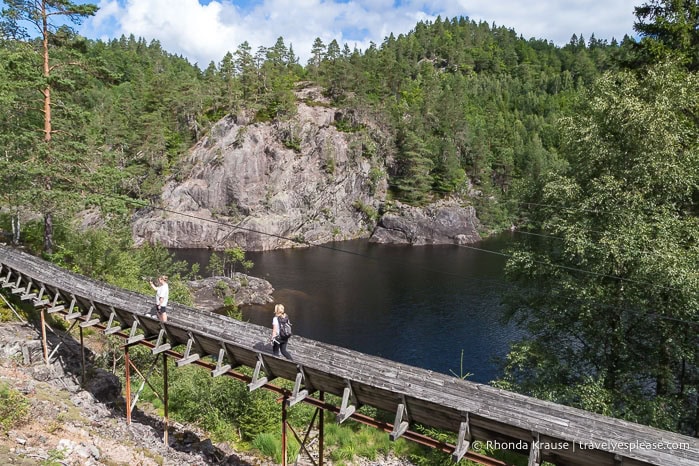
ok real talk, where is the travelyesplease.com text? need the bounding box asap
[471,439,690,452]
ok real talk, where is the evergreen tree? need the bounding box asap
[234,41,256,101]
[1,0,98,254]
[393,128,434,204]
[307,37,325,79]
[632,0,699,70]
[219,51,240,112]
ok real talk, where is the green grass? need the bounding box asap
[252,432,300,464]
[0,381,30,433]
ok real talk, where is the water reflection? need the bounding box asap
[173,234,522,383]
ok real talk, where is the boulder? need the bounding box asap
[187,275,274,312]
[370,200,482,245]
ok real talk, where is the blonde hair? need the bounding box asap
[274,303,285,316]
[159,275,169,282]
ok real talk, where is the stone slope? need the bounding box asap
[133,88,387,251]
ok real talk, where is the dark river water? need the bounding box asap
[174,233,522,384]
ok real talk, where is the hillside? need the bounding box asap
[0,321,257,465]
[0,320,417,466]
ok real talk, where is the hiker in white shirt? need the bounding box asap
[149,275,169,323]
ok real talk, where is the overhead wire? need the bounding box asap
[85,190,699,327]
[456,240,697,298]
[113,194,511,287]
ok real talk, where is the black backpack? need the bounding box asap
[278,316,292,338]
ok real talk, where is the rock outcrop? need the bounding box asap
[133,86,388,251]
[370,199,482,245]
[132,85,485,250]
[187,275,274,312]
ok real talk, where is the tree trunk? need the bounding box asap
[43,212,53,254]
[41,0,53,256]
[656,345,671,396]
[11,213,20,245]
[42,0,52,143]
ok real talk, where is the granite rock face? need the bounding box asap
[370,200,482,245]
[133,87,388,251]
[132,86,484,250]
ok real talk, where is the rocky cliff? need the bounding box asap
[371,199,482,245]
[133,87,388,251]
[133,86,483,250]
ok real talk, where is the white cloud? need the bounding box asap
[82,0,636,68]
[452,0,634,44]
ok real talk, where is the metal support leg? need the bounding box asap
[125,345,131,425]
[129,355,161,412]
[40,309,48,364]
[282,393,288,466]
[319,391,324,466]
[294,403,321,466]
[80,326,85,386]
[163,353,169,446]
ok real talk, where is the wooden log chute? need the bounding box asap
[1,245,698,466]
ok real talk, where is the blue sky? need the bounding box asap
[69,0,637,67]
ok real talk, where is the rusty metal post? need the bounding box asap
[163,353,169,446]
[40,309,48,364]
[282,392,288,466]
[125,345,131,425]
[80,326,85,386]
[319,391,324,466]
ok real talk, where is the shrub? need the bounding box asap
[0,381,30,432]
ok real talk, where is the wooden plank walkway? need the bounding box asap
[1,245,698,466]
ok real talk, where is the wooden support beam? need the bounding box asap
[80,304,101,328]
[104,308,122,335]
[33,285,49,307]
[152,329,171,354]
[452,414,472,463]
[175,333,200,367]
[389,403,410,441]
[211,348,231,377]
[451,413,473,463]
[163,353,169,446]
[9,273,23,293]
[222,343,239,367]
[337,380,357,424]
[64,296,81,320]
[289,365,309,407]
[21,291,37,301]
[40,308,48,364]
[248,353,270,391]
[528,432,541,466]
[125,346,131,425]
[46,292,64,314]
[126,320,144,344]
[188,331,207,357]
[0,269,11,286]
[2,270,17,288]
[19,279,34,300]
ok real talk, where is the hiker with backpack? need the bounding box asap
[271,303,293,359]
